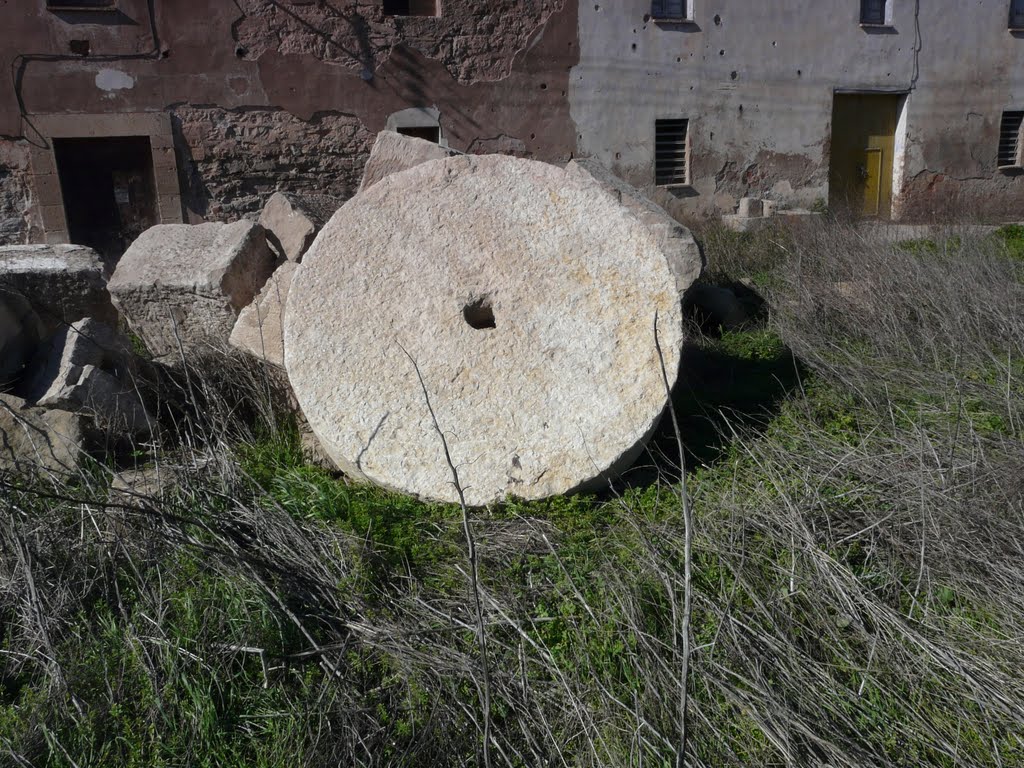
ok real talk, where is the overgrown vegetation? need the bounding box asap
[3,219,1024,766]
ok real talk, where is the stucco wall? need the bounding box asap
[570,0,1024,220]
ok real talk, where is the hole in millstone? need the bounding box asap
[463,296,496,330]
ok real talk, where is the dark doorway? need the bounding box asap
[53,136,158,261]
[396,125,441,143]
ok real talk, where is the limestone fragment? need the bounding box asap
[285,154,684,506]
[16,318,151,437]
[0,393,88,474]
[229,261,296,367]
[358,130,458,193]
[0,244,116,332]
[107,221,276,363]
[258,192,338,262]
[566,158,703,297]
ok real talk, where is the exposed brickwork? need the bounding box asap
[233,0,565,84]
[0,141,38,246]
[172,107,373,221]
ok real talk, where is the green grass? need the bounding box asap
[3,221,1024,766]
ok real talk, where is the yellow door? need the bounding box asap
[862,148,883,216]
[829,94,901,218]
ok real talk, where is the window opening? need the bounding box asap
[655,118,689,186]
[860,0,888,25]
[46,0,115,9]
[397,125,441,143]
[998,111,1024,168]
[651,0,689,19]
[1010,0,1024,28]
[383,0,438,16]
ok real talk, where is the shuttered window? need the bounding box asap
[655,119,689,186]
[1010,0,1024,28]
[651,0,689,19]
[46,0,115,8]
[998,111,1024,168]
[860,0,887,24]
[383,0,438,16]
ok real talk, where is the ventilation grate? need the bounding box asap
[998,111,1024,168]
[655,119,689,186]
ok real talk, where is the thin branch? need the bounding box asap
[654,310,693,768]
[399,343,493,768]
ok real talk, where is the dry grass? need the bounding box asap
[2,219,1024,766]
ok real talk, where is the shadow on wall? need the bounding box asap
[170,113,209,219]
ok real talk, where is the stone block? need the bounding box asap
[566,158,703,297]
[258,192,337,262]
[39,204,68,233]
[358,130,458,193]
[0,244,116,332]
[107,221,276,364]
[229,260,296,367]
[0,392,88,474]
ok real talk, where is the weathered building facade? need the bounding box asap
[1,0,1022,253]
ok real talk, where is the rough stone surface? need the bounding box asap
[0,141,37,245]
[0,244,116,331]
[258,192,337,262]
[108,221,276,363]
[285,154,684,506]
[15,317,151,438]
[229,261,296,367]
[46,364,152,437]
[0,393,87,473]
[173,106,373,221]
[233,0,566,84]
[21,318,133,402]
[0,290,45,390]
[358,131,459,193]
[566,158,703,297]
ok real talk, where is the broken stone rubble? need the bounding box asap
[228,261,296,368]
[258,191,339,263]
[357,130,459,193]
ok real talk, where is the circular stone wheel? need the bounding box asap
[284,155,683,506]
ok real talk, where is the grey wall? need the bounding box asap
[571,1,1024,220]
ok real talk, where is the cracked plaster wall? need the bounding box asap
[570,0,1024,220]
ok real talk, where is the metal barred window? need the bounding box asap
[998,111,1024,168]
[860,0,886,25]
[651,0,688,20]
[655,119,689,186]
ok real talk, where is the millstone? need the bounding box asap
[284,155,683,506]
